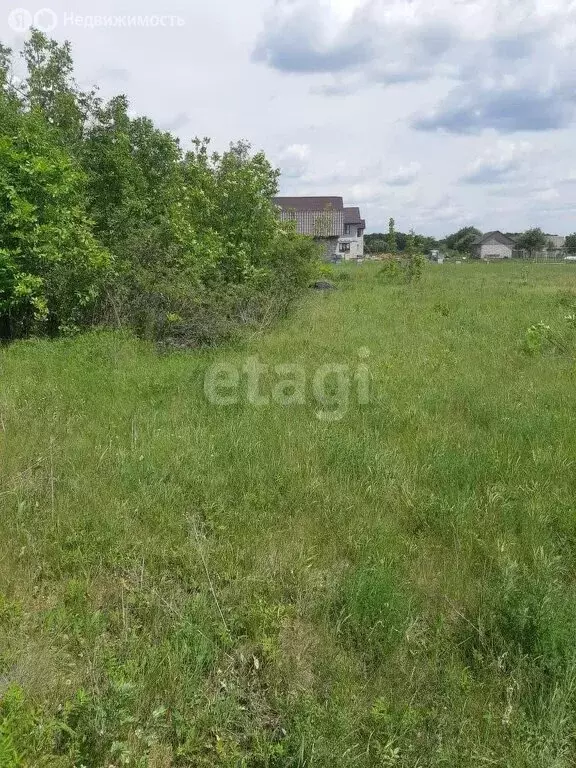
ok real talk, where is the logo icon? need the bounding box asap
[34,7,57,32]
[7,7,57,34]
[8,8,32,32]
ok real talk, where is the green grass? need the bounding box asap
[2,261,576,766]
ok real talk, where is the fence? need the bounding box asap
[513,249,568,262]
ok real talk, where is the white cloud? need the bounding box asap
[349,181,387,204]
[534,187,560,202]
[255,0,576,133]
[278,143,311,178]
[387,162,421,186]
[460,141,533,184]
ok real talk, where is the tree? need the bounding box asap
[387,217,397,255]
[406,229,415,257]
[181,139,280,283]
[404,229,425,282]
[565,233,576,255]
[365,230,438,255]
[364,235,388,254]
[443,226,482,256]
[517,228,547,258]
[0,108,111,337]
[415,234,438,255]
[82,95,183,260]
[21,30,97,153]
[0,30,317,342]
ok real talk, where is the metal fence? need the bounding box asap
[513,249,568,262]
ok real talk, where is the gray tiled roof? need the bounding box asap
[274,196,344,212]
[473,231,516,247]
[274,196,366,237]
[344,207,362,223]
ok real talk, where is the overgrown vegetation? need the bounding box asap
[367,225,576,261]
[377,230,425,284]
[0,32,318,343]
[3,262,576,766]
[365,230,438,257]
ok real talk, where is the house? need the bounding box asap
[340,207,366,259]
[472,231,516,259]
[546,235,566,256]
[273,196,366,260]
[547,235,566,250]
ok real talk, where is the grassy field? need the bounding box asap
[2,261,576,767]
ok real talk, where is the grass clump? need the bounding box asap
[331,559,412,664]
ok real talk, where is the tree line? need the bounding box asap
[0,31,318,343]
[366,222,576,259]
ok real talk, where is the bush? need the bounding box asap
[404,252,426,283]
[0,33,318,343]
[378,259,403,283]
[0,114,111,338]
[98,228,320,347]
[521,317,576,358]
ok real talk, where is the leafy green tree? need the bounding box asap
[365,231,438,255]
[0,109,111,337]
[443,227,482,256]
[21,30,96,153]
[364,235,387,254]
[395,232,407,252]
[387,217,397,254]
[0,30,317,342]
[82,96,182,261]
[565,234,576,255]
[181,139,280,283]
[404,229,425,282]
[405,229,415,256]
[211,140,280,276]
[517,228,547,258]
[415,234,439,254]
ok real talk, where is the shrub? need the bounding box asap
[378,259,403,283]
[0,115,111,338]
[521,318,576,358]
[404,252,426,283]
[0,33,317,343]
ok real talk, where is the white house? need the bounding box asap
[472,231,516,259]
[337,207,366,259]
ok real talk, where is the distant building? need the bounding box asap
[273,196,366,260]
[341,206,366,259]
[546,235,566,254]
[472,231,516,259]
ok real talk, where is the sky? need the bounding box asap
[2,0,576,236]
